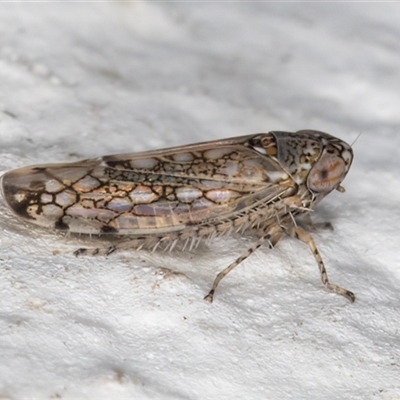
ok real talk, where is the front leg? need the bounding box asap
[285,225,355,302]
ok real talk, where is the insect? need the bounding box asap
[1,130,355,302]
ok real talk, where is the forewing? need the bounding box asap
[2,135,295,234]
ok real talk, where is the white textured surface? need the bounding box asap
[0,3,400,399]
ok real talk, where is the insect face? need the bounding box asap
[267,130,353,205]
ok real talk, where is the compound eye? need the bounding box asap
[308,153,346,193]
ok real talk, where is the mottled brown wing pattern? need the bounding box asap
[1,135,293,235]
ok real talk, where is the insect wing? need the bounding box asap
[1,135,295,235]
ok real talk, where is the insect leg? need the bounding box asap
[74,246,115,257]
[204,226,283,303]
[286,225,355,302]
[73,236,162,257]
[301,214,334,232]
